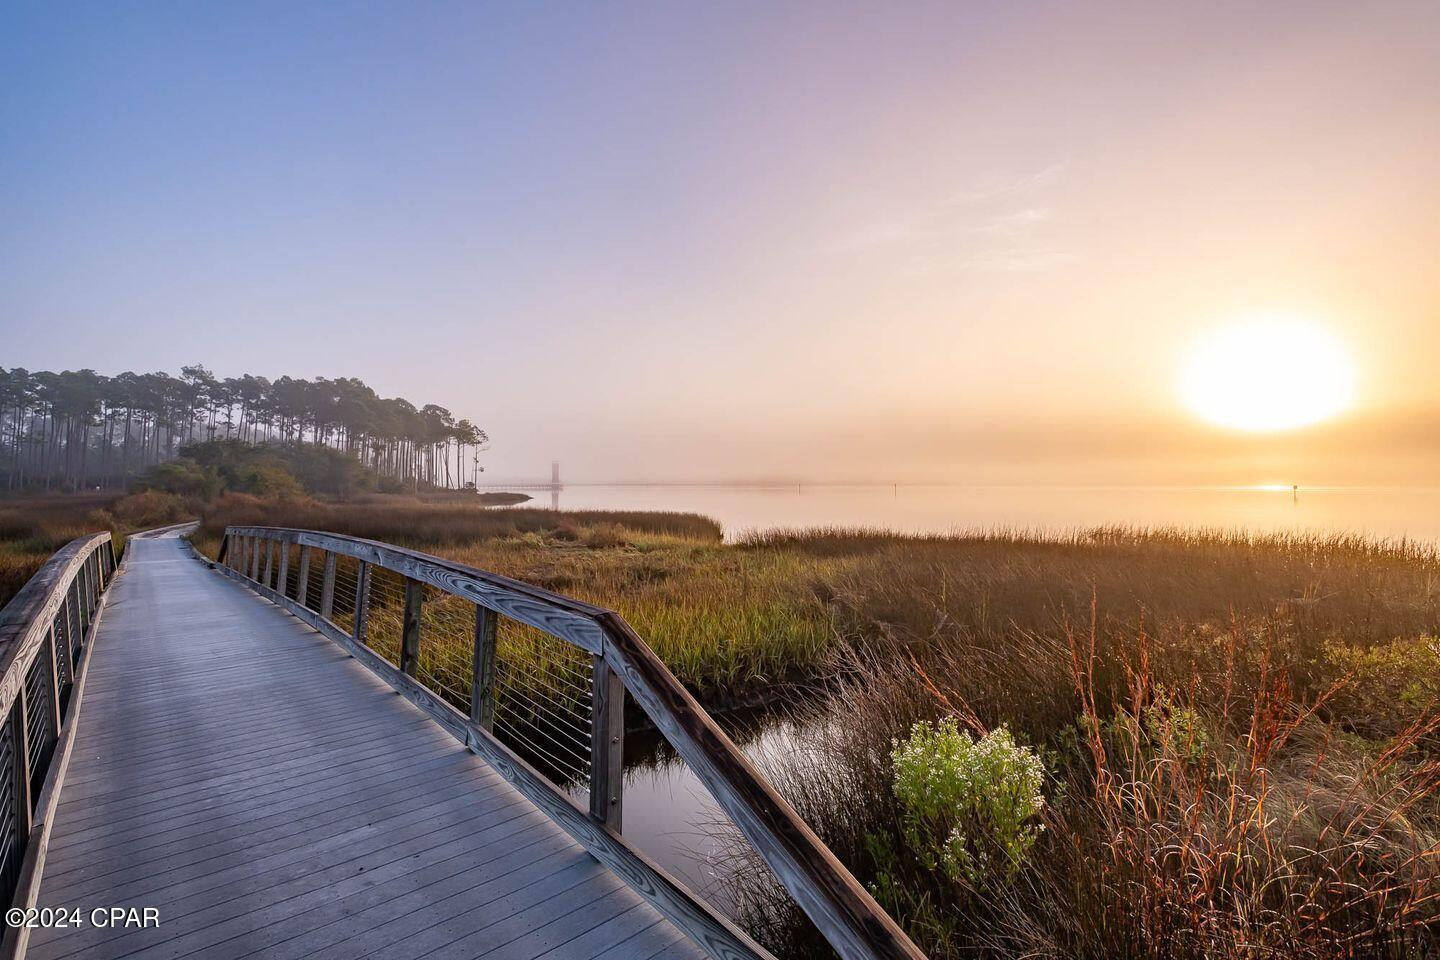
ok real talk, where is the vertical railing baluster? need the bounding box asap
[77,557,88,627]
[84,553,94,616]
[262,541,274,592]
[319,552,337,620]
[249,536,261,581]
[353,561,371,643]
[400,579,423,676]
[296,547,311,607]
[53,606,72,705]
[277,542,291,599]
[76,562,89,636]
[471,606,497,731]
[590,657,625,831]
[10,693,31,831]
[66,582,81,660]
[43,628,62,740]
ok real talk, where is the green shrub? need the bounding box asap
[1321,635,1440,735]
[111,491,190,528]
[1142,689,1210,763]
[236,463,305,498]
[136,458,222,499]
[890,719,1046,886]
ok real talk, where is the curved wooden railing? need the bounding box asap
[214,526,925,960]
[0,534,116,918]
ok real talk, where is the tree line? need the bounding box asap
[0,365,487,492]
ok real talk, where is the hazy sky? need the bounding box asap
[3,1,1437,483]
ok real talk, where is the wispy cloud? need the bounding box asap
[944,162,1067,207]
[836,162,1069,274]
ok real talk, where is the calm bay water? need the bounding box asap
[538,483,1440,544]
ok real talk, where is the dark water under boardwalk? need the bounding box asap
[566,709,816,922]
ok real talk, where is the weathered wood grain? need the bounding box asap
[319,550,336,619]
[295,546,311,606]
[472,604,498,730]
[590,656,625,830]
[0,534,110,719]
[353,559,371,643]
[277,541,291,599]
[225,527,608,652]
[400,577,423,677]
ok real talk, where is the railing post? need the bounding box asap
[10,694,31,834]
[399,579,423,676]
[353,561,371,643]
[43,628,62,738]
[262,541,274,591]
[470,606,497,730]
[590,655,625,831]
[249,537,261,581]
[66,583,81,659]
[53,605,72,699]
[319,552,337,620]
[277,542,291,599]
[295,547,311,607]
[76,563,89,635]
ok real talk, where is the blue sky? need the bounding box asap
[3,2,1437,482]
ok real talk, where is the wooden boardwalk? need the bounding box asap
[27,535,704,960]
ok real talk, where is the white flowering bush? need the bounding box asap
[890,719,1046,886]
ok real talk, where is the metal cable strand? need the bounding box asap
[492,716,592,783]
[329,556,361,633]
[412,598,478,712]
[361,568,408,664]
[301,549,326,613]
[494,664,594,743]
[493,699,592,758]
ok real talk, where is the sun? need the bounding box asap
[1181,317,1355,432]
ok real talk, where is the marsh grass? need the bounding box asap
[717,530,1440,959]
[193,495,835,703]
[188,500,1440,957]
[0,492,171,607]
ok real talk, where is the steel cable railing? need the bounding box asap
[0,533,115,919]
[216,526,929,960]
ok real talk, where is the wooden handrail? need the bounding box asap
[0,534,111,720]
[0,531,116,945]
[218,526,927,960]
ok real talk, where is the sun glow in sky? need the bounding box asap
[1182,318,1356,432]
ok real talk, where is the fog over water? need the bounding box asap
[521,483,1440,544]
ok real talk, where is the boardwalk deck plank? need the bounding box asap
[28,536,705,960]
